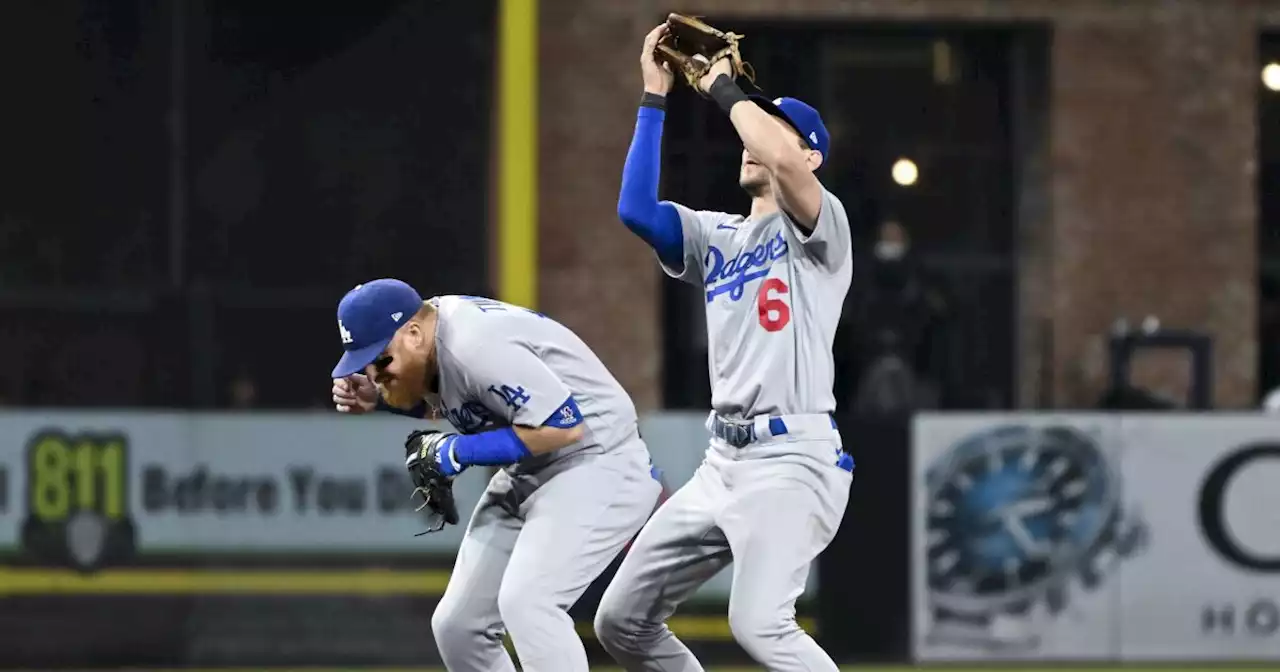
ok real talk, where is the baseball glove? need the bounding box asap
[404,429,461,535]
[655,13,756,93]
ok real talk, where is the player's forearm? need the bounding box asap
[711,78,806,176]
[440,424,583,474]
[438,427,529,475]
[514,423,584,455]
[617,94,683,266]
[730,104,801,173]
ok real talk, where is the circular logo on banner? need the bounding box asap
[922,424,1148,650]
[1198,443,1280,573]
[19,429,137,572]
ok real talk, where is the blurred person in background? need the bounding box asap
[842,219,946,414]
[227,370,259,409]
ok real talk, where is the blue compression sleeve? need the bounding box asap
[440,427,531,476]
[617,106,683,267]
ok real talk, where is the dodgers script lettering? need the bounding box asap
[447,401,496,433]
[704,232,789,303]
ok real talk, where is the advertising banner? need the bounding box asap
[911,414,1128,661]
[0,411,482,668]
[0,411,774,593]
[1116,415,1280,661]
[911,413,1280,663]
[0,410,758,668]
[0,411,488,567]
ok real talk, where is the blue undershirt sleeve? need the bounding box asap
[441,429,530,475]
[617,106,683,268]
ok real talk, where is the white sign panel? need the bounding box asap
[0,411,490,555]
[1117,415,1280,660]
[0,410,756,599]
[912,414,1134,661]
[912,413,1280,663]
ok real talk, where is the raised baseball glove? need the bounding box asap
[404,429,461,535]
[654,13,755,93]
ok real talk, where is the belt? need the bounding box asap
[709,412,837,448]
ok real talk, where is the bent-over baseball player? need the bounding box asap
[329,279,662,672]
[594,23,856,672]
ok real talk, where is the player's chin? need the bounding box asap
[378,382,420,411]
[739,175,768,193]
[740,163,766,180]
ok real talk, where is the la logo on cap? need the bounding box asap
[338,320,353,344]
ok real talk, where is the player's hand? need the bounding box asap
[641,23,674,95]
[697,56,734,95]
[405,429,466,480]
[333,374,378,414]
[404,429,462,535]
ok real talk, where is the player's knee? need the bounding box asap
[595,585,665,651]
[727,601,796,657]
[430,596,473,646]
[592,595,629,645]
[495,580,551,633]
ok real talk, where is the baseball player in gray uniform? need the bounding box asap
[595,25,855,671]
[328,279,662,672]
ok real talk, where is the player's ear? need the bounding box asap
[806,149,823,172]
[404,322,423,348]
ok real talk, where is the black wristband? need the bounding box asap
[708,74,748,114]
[640,91,667,111]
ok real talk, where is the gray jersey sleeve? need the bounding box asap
[455,336,585,430]
[658,202,736,285]
[783,188,852,271]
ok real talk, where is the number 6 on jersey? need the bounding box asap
[757,278,791,332]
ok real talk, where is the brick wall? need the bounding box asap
[539,0,1271,410]
[539,2,665,410]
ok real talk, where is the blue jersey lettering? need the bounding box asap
[703,232,789,303]
[490,384,532,410]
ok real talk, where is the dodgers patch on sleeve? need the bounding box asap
[542,396,584,429]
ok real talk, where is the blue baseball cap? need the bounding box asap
[749,95,830,165]
[331,278,425,378]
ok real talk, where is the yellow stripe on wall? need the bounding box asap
[0,568,452,595]
[0,568,818,642]
[496,0,538,309]
[0,668,1206,672]
[572,617,817,641]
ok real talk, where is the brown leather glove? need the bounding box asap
[654,13,756,95]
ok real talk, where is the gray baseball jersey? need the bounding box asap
[595,188,854,671]
[426,294,644,476]
[661,188,853,419]
[423,294,662,671]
